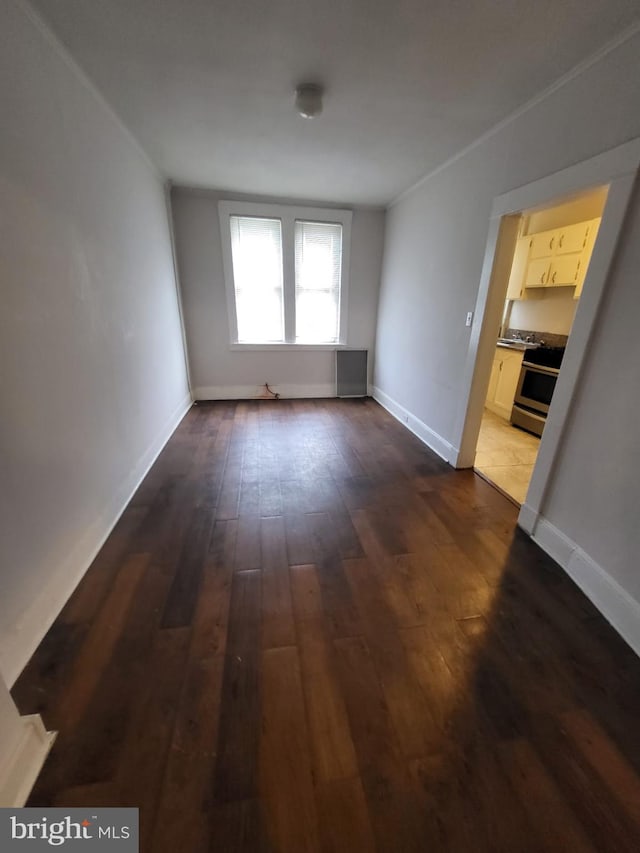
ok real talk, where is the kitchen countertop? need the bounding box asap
[496,338,539,352]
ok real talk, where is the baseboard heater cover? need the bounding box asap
[336,349,368,397]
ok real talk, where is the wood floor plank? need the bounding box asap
[497,738,597,853]
[315,776,376,853]
[115,625,192,850]
[261,516,296,649]
[305,512,363,639]
[290,564,358,783]
[560,709,640,830]
[284,513,315,566]
[55,552,149,730]
[208,799,271,853]
[260,646,320,853]
[152,655,225,853]
[333,635,433,851]
[161,506,215,628]
[234,514,262,570]
[59,506,149,624]
[213,569,262,803]
[529,713,640,851]
[13,399,640,851]
[343,557,441,758]
[189,519,238,660]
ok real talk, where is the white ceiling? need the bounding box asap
[29,0,640,205]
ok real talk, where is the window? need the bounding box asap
[220,201,351,347]
[294,221,342,343]
[230,216,284,343]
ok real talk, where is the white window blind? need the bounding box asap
[294,220,343,343]
[229,215,284,343]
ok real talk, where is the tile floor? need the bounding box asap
[474,408,540,505]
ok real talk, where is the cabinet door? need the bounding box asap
[525,257,551,288]
[528,229,556,259]
[494,351,524,418]
[556,221,590,255]
[486,354,501,404]
[548,254,582,287]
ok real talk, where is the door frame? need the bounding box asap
[451,137,640,535]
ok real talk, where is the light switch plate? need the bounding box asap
[465,311,473,327]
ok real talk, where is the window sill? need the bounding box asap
[229,343,347,352]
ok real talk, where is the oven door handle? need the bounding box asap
[521,361,560,376]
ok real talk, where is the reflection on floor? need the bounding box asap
[474,409,540,505]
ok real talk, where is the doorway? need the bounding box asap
[473,187,608,505]
[450,138,640,536]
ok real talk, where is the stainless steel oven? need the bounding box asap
[511,346,565,437]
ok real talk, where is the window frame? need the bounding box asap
[219,200,352,349]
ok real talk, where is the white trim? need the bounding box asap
[451,213,521,468]
[194,383,336,400]
[15,0,161,181]
[490,138,640,219]
[0,715,56,807]
[229,343,346,352]
[452,140,640,524]
[218,200,352,347]
[372,386,456,464]
[532,517,640,659]
[1,393,192,687]
[390,21,640,208]
[523,169,637,519]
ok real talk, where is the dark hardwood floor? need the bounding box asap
[13,398,640,852]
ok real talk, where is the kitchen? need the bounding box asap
[474,185,608,504]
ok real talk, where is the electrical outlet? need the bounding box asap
[465,311,474,327]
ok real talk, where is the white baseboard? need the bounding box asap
[371,385,457,465]
[0,715,55,807]
[2,392,193,687]
[194,383,337,400]
[532,516,640,658]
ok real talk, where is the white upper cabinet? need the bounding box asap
[548,253,582,287]
[512,217,601,297]
[525,257,551,288]
[528,229,557,260]
[555,221,592,255]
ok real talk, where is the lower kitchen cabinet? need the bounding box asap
[486,347,524,420]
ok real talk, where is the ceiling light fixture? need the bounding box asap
[295,83,324,119]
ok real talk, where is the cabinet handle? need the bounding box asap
[549,236,554,250]
[541,271,546,284]
[552,271,557,284]
[559,234,564,248]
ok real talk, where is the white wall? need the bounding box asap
[0,0,191,685]
[510,288,577,336]
[543,191,640,603]
[525,186,608,233]
[374,30,640,627]
[171,187,385,398]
